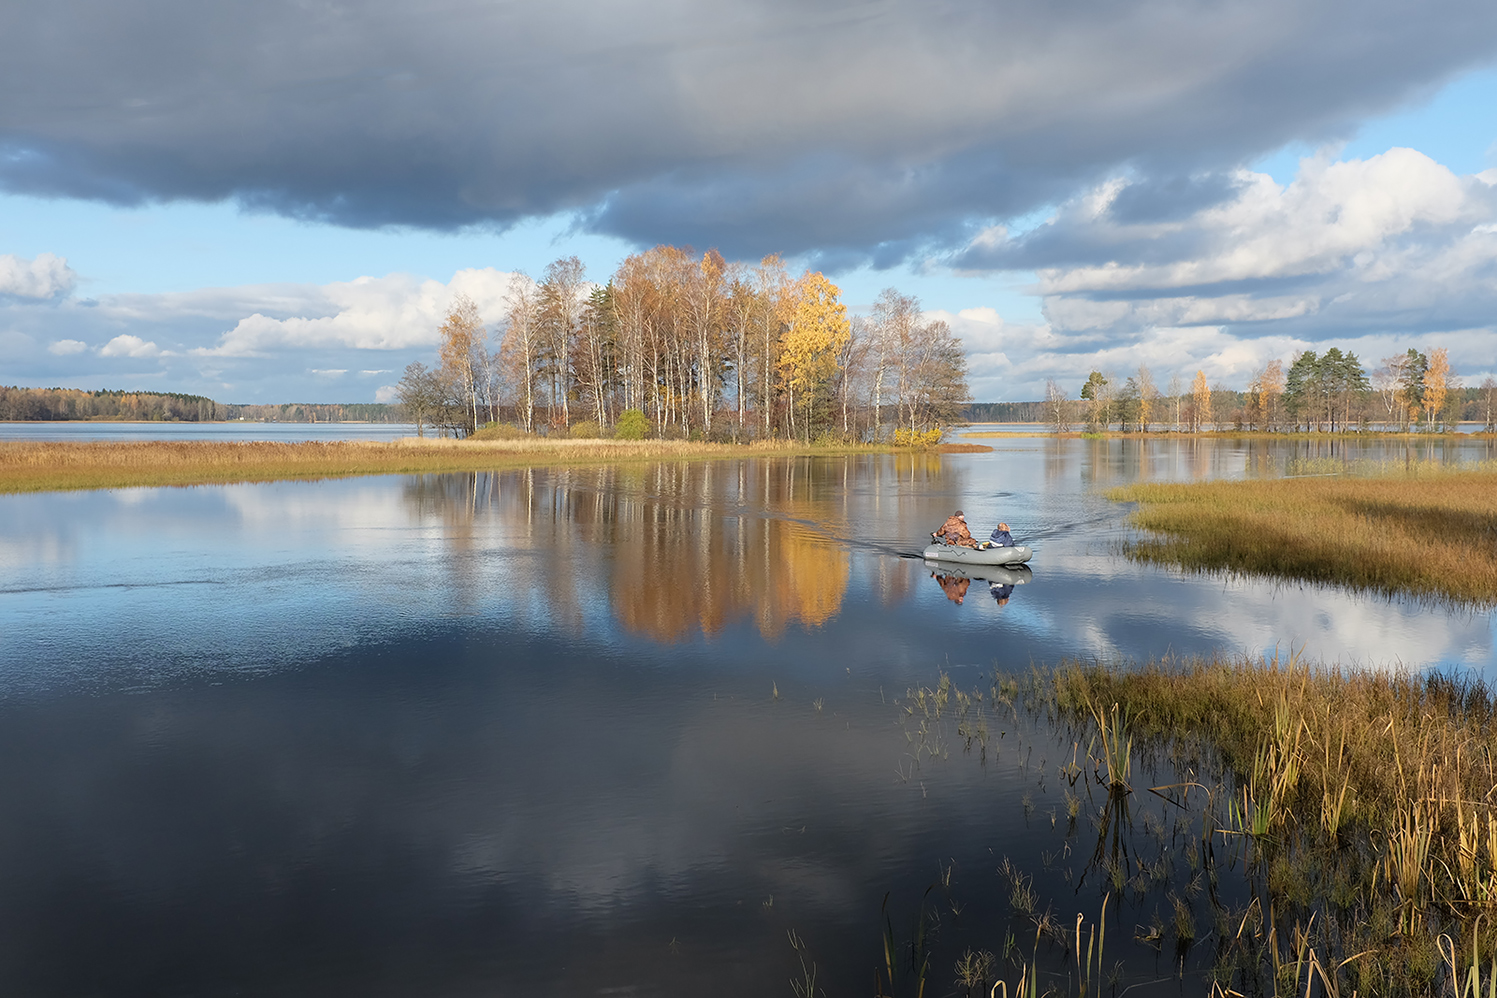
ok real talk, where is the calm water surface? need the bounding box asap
[1,433,1494,995]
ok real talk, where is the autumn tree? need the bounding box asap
[724,265,758,436]
[1191,370,1211,431]
[500,274,540,433]
[1483,376,1497,432]
[871,288,922,441]
[1136,366,1158,432]
[1422,347,1453,430]
[836,315,873,436]
[438,294,486,436]
[778,272,850,440]
[1259,359,1285,431]
[1044,378,1072,432]
[754,254,793,436]
[538,256,586,428]
[684,250,727,434]
[900,319,970,432]
[575,284,617,428]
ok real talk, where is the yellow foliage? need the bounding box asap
[778,272,850,403]
[1423,347,1451,426]
[893,428,943,448]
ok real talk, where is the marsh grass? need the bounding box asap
[1034,651,1497,996]
[1108,463,1497,603]
[0,437,909,494]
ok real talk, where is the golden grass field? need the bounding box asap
[1108,464,1497,602]
[0,437,932,494]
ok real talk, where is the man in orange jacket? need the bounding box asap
[933,510,979,548]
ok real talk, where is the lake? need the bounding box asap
[1,430,1493,995]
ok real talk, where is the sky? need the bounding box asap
[1,0,1496,404]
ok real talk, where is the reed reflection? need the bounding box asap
[400,454,956,644]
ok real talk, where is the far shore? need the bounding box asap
[0,437,984,495]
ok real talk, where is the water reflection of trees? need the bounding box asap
[401,454,951,643]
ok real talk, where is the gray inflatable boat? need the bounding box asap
[922,542,1033,567]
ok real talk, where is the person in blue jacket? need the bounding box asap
[988,522,1014,547]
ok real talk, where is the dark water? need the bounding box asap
[1,435,1494,996]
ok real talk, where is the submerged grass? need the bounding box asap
[897,650,1497,995]
[1030,651,1497,997]
[1107,463,1497,603]
[0,437,913,494]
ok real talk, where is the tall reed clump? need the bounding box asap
[0,437,900,494]
[1041,650,1497,996]
[1107,463,1497,603]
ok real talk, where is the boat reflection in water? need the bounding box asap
[924,561,1033,606]
[399,452,961,644]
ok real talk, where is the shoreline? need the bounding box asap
[0,437,957,495]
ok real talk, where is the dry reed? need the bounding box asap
[1108,465,1497,603]
[0,437,905,494]
[1040,652,1497,995]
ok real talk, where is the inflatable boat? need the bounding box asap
[922,542,1033,567]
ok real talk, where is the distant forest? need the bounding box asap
[0,386,404,423]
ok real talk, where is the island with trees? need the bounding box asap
[396,248,970,443]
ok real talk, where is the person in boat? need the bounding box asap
[933,510,979,548]
[988,522,1014,548]
[934,572,970,604]
[990,580,1015,606]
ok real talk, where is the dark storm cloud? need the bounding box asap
[3,0,1497,260]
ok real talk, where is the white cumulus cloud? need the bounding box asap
[945,146,1497,397]
[99,334,163,358]
[1032,149,1480,295]
[0,252,77,300]
[193,268,522,358]
[47,338,87,355]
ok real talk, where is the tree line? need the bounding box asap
[0,387,406,423]
[397,248,971,440]
[0,386,222,422]
[1043,346,1495,432]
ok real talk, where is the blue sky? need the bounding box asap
[2,0,1496,403]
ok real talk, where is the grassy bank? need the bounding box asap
[1108,465,1497,603]
[1037,653,1497,997]
[0,437,922,494]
